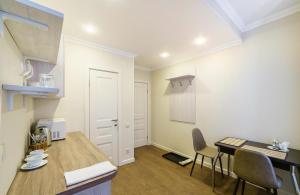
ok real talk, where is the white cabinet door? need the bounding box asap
[134,82,148,148]
[90,69,118,164]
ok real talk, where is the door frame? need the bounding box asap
[85,66,122,165]
[134,80,151,145]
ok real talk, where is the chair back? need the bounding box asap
[233,149,279,188]
[192,128,207,152]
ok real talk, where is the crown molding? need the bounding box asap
[205,0,244,39]
[64,35,137,58]
[208,0,300,34]
[151,39,242,71]
[245,4,300,32]
[134,65,151,71]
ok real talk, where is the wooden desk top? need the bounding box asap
[8,132,117,195]
[215,138,300,168]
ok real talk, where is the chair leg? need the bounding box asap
[228,154,231,176]
[233,177,240,195]
[273,189,278,195]
[211,158,214,173]
[219,156,224,177]
[241,180,245,195]
[190,153,198,176]
[201,155,204,168]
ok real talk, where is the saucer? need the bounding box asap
[20,160,48,171]
[29,149,45,155]
[25,154,48,162]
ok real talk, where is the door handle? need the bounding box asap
[112,119,118,122]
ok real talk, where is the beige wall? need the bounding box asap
[134,68,151,82]
[34,38,135,165]
[0,27,34,195]
[151,14,300,194]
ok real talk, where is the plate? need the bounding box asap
[20,160,48,171]
[25,154,48,162]
[29,149,45,155]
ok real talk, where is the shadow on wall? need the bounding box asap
[1,91,31,113]
[164,79,193,95]
[33,99,60,120]
[164,78,212,96]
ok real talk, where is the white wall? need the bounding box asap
[151,14,300,194]
[0,27,34,195]
[34,38,135,165]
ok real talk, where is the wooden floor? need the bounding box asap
[112,145,270,195]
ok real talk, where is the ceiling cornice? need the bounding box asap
[245,3,300,32]
[205,0,244,39]
[134,65,152,71]
[207,0,300,34]
[151,39,242,71]
[64,35,137,59]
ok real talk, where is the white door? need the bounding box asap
[134,82,148,148]
[90,69,118,164]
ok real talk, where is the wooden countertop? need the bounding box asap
[8,132,117,195]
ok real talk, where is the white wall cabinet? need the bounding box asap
[1,0,65,111]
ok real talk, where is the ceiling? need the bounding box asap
[31,0,300,70]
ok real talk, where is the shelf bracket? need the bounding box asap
[5,90,48,111]
[6,91,17,111]
[0,10,48,37]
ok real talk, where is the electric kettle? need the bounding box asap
[35,126,52,146]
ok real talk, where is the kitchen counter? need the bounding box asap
[7,132,117,195]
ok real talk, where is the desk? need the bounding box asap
[212,138,300,195]
[8,132,117,195]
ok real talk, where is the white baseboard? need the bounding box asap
[118,157,135,166]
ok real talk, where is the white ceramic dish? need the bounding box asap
[25,153,48,162]
[20,160,48,171]
[29,149,45,155]
[267,145,289,153]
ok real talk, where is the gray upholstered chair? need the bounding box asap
[190,128,224,177]
[233,149,282,195]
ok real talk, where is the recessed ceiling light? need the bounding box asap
[160,52,170,58]
[83,24,97,34]
[194,36,207,45]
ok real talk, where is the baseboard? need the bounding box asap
[151,142,235,176]
[118,157,135,166]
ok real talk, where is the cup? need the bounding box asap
[279,141,289,151]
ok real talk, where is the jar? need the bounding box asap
[39,74,55,88]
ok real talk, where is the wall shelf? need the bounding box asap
[2,84,59,111]
[0,0,64,64]
[166,74,195,87]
